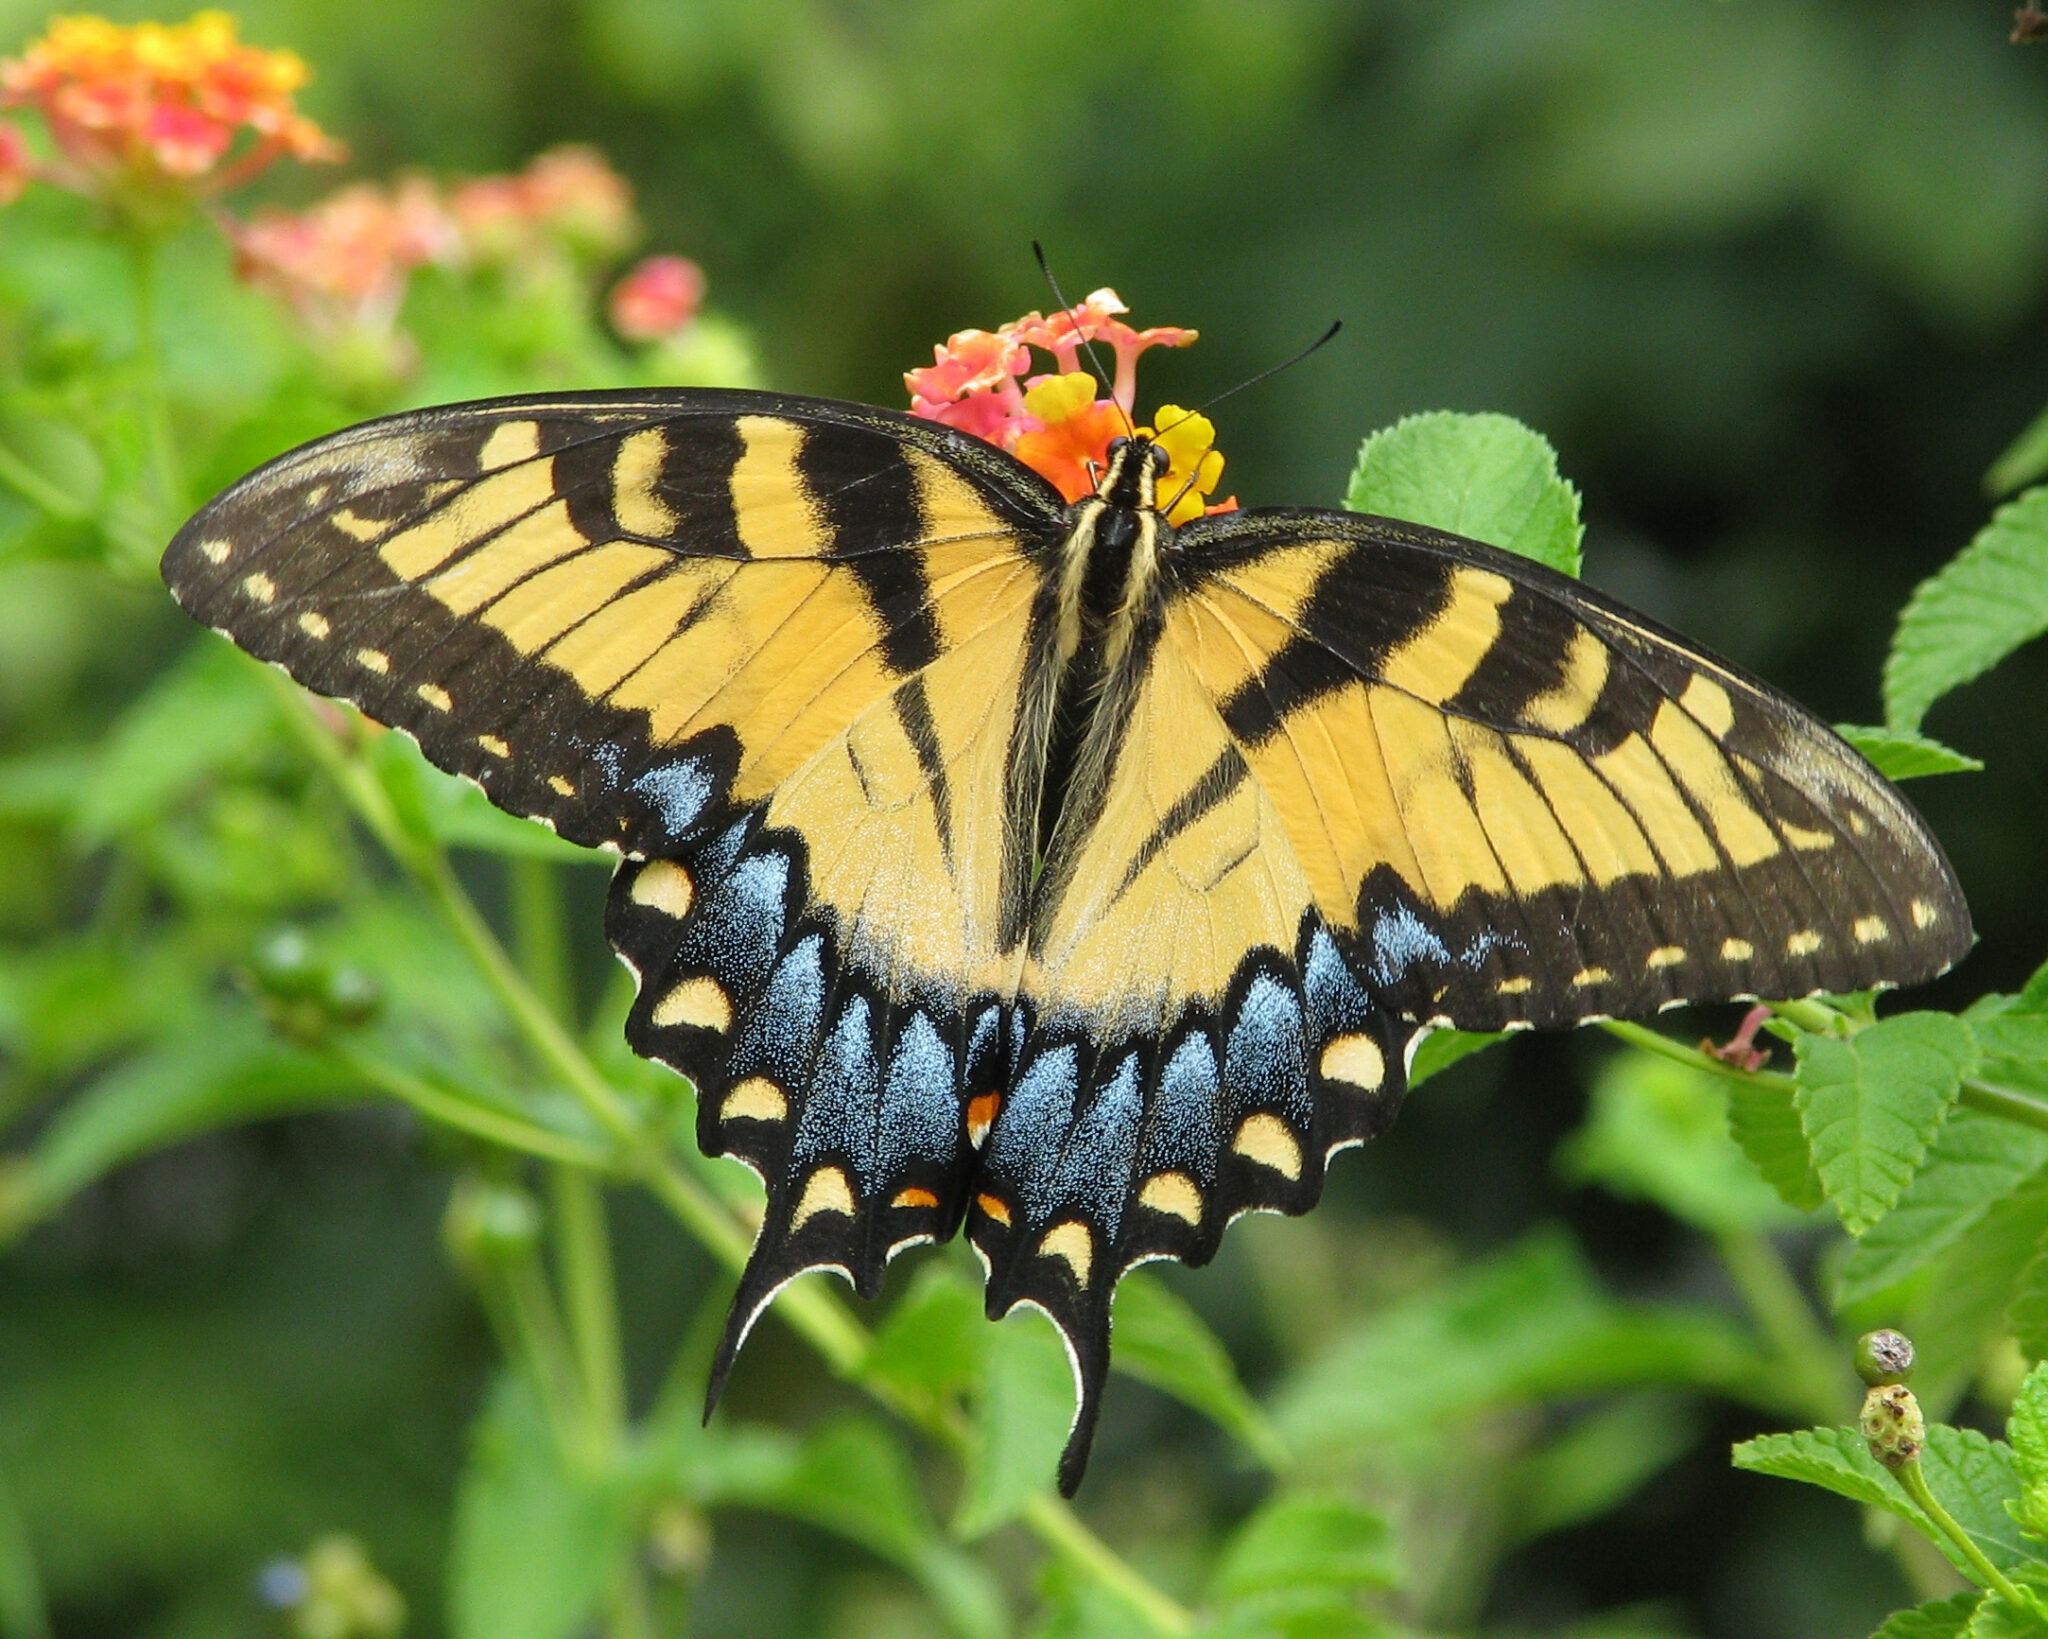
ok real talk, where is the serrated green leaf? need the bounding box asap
[2010,1244,2048,1363]
[1969,1590,2048,1639]
[1794,1014,1977,1234]
[1885,486,2048,732]
[1988,402,2048,498]
[1110,1270,1283,1465]
[1836,724,1984,781]
[1726,1074,1826,1212]
[1836,1108,2048,1307]
[1562,1050,1800,1233]
[1730,1422,2030,1575]
[1871,1591,1981,1639]
[1408,1027,1505,1089]
[1208,1493,1396,1606]
[955,1307,1071,1537]
[449,1375,626,1639]
[1344,411,1583,577]
[1921,1425,2029,1570]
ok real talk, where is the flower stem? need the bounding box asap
[1599,1019,1798,1092]
[0,437,88,521]
[1021,1494,1193,1636]
[328,1041,613,1168]
[1890,1456,2027,1603]
[1960,1079,2048,1135]
[125,233,185,528]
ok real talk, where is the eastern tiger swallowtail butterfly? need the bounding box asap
[161,387,1971,1491]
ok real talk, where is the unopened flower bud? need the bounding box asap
[1860,1381,1926,1471]
[443,1176,542,1276]
[1856,1329,1915,1387]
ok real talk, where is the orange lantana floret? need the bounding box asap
[0,12,341,201]
[1014,373,1126,503]
[1009,287,1196,412]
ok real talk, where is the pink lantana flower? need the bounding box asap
[0,122,28,204]
[906,289,1234,517]
[448,144,637,266]
[610,254,705,343]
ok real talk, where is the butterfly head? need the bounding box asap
[1098,433,1173,514]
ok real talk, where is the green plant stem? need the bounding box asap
[509,855,573,1020]
[0,1459,51,1639]
[329,1041,613,1167]
[1960,1079,2048,1134]
[554,1167,628,1447]
[1891,1457,2027,1604]
[1772,998,1845,1037]
[1600,1019,1798,1092]
[1715,1228,1842,1422]
[125,233,183,526]
[277,677,1192,1636]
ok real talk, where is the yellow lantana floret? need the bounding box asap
[1139,406,1226,525]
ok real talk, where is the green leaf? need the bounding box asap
[1988,402,2048,497]
[2009,1244,2048,1363]
[2006,1363,2048,1542]
[1562,1050,1801,1233]
[864,1259,986,1405]
[448,1375,626,1639]
[1908,1178,2048,1415]
[1794,1014,1978,1234]
[1734,1425,1930,1524]
[1870,1592,1982,1639]
[955,1306,1073,1537]
[1344,411,1584,577]
[1208,1493,1396,1607]
[1726,1074,1826,1213]
[1836,724,1984,781]
[9,1009,359,1233]
[1728,1422,2025,1577]
[1968,1591,2048,1639]
[1111,1270,1283,1465]
[1273,1232,1773,1455]
[1408,1028,1505,1089]
[1835,1108,2048,1307]
[1884,486,2048,732]
[1921,1424,2029,1570]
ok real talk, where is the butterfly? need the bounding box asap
[161,387,1972,1491]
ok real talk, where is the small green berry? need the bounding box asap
[1856,1328,1916,1387]
[443,1176,542,1275]
[251,927,325,1000]
[1860,1382,1926,1471]
[323,965,382,1027]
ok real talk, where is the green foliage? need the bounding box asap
[1836,724,1985,782]
[1795,1013,1978,1234]
[1345,411,1583,577]
[1885,487,2048,733]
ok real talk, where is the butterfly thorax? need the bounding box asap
[1018,436,1175,937]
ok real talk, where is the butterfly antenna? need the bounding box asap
[1156,319,1344,441]
[1032,240,1134,436]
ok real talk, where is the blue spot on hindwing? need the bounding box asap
[1225,974,1309,1125]
[682,849,789,995]
[794,995,880,1177]
[1367,903,1451,988]
[1139,1032,1222,1177]
[878,1011,958,1175]
[735,935,824,1082]
[1049,1054,1141,1235]
[990,1043,1079,1220]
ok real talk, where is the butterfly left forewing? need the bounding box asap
[164,388,1070,1386]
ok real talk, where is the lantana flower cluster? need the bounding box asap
[0,11,340,211]
[0,14,708,376]
[906,288,1235,524]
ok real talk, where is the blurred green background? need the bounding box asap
[4,1,2048,1636]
